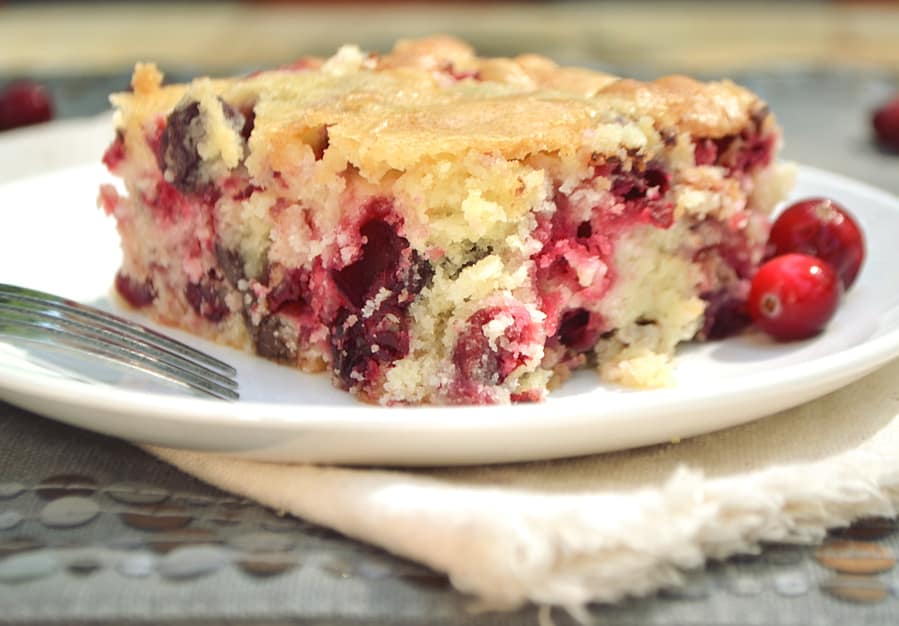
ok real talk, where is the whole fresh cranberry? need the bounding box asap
[748,253,841,342]
[768,197,865,289]
[0,81,54,131]
[872,95,899,152]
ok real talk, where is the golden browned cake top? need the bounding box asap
[113,36,764,180]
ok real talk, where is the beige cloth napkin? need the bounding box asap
[150,358,899,613]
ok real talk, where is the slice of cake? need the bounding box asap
[99,36,794,405]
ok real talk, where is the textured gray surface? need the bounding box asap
[1,68,899,624]
[1,401,898,626]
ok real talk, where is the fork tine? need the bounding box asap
[0,283,239,401]
[0,301,237,390]
[0,283,236,376]
[0,313,239,401]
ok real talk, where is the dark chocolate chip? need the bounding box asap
[160,100,203,191]
[160,98,246,193]
[185,272,230,322]
[254,315,297,363]
[214,244,246,287]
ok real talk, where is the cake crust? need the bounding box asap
[115,39,759,176]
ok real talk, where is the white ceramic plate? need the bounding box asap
[1,121,899,466]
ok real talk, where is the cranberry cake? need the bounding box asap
[99,36,794,405]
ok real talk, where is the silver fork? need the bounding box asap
[0,283,239,400]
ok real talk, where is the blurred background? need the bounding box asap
[2,1,899,79]
[0,1,897,189]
